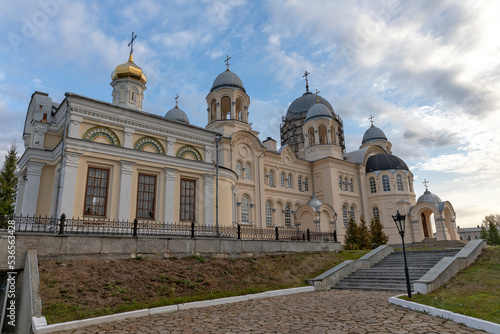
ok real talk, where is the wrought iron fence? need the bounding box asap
[0,215,337,242]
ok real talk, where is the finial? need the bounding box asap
[369,114,375,126]
[175,94,179,107]
[128,32,137,56]
[225,55,231,70]
[303,71,310,93]
[314,89,320,103]
[422,179,429,191]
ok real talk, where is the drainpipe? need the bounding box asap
[54,96,70,218]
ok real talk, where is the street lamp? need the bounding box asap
[392,210,412,298]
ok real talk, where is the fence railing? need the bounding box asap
[0,215,337,242]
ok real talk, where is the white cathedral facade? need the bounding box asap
[15,48,460,244]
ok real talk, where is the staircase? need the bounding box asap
[333,248,461,291]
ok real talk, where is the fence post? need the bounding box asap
[191,221,195,238]
[302,233,305,241]
[307,228,310,241]
[334,230,337,243]
[237,224,241,239]
[133,218,138,237]
[275,226,279,240]
[58,213,66,235]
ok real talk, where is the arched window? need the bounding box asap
[245,163,251,180]
[287,174,293,188]
[269,170,274,186]
[396,174,403,191]
[339,176,343,190]
[236,161,242,178]
[221,96,231,119]
[265,201,273,226]
[284,204,291,227]
[373,207,380,220]
[408,177,413,192]
[308,127,315,146]
[304,178,309,192]
[349,178,354,192]
[298,177,303,191]
[344,177,348,191]
[342,205,348,228]
[349,206,356,222]
[241,196,249,224]
[211,99,216,122]
[369,177,377,193]
[281,173,286,187]
[330,126,336,144]
[318,125,327,144]
[382,175,391,192]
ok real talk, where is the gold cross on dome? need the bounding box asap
[225,55,231,70]
[303,70,310,93]
[315,89,320,102]
[128,32,137,55]
[175,94,179,107]
[369,114,375,126]
[422,179,429,191]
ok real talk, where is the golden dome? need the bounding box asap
[111,54,147,85]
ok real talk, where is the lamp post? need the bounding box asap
[392,210,412,298]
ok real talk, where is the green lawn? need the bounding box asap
[401,247,500,324]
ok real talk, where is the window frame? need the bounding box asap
[136,173,157,219]
[241,195,250,224]
[342,204,348,228]
[287,174,292,188]
[265,201,273,226]
[298,176,303,191]
[304,178,309,192]
[245,162,251,180]
[83,166,110,217]
[268,170,274,187]
[382,175,391,192]
[284,204,291,227]
[373,207,380,220]
[369,177,377,193]
[281,173,286,187]
[396,174,404,191]
[180,178,196,222]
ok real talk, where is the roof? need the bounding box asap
[165,106,189,124]
[417,190,442,206]
[285,92,335,120]
[362,125,387,145]
[211,69,245,92]
[305,102,334,122]
[343,147,369,164]
[365,153,409,173]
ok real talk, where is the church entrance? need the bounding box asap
[421,213,429,238]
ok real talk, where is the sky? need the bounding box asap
[0,0,498,228]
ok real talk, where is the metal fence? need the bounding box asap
[0,215,337,242]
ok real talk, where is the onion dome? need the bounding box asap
[365,153,409,173]
[111,54,147,84]
[362,125,387,145]
[286,92,335,120]
[306,194,323,212]
[305,102,334,122]
[165,106,189,124]
[210,69,245,92]
[417,190,442,206]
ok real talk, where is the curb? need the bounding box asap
[32,286,315,333]
[389,295,500,334]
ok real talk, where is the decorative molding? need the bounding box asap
[176,145,203,162]
[83,126,120,146]
[134,136,165,154]
[64,152,82,168]
[120,160,135,175]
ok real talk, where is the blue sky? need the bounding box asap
[0,0,499,227]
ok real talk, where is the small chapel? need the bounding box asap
[15,38,460,244]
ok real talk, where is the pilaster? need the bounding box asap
[21,162,46,216]
[118,161,135,220]
[203,174,214,226]
[164,167,177,223]
[58,152,82,218]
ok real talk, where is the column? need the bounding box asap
[207,108,211,124]
[205,144,214,163]
[164,167,177,223]
[123,127,135,149]
[166,137,176,156]
[244,106,248,123]
[118,161,135,221]
[68,115,83,138]
[58,152,82,218]
[14,174,27,215]
[216,102,221,120]
[314,129,319,145]
[203,174,214,226]
[230,101,236,119]
[32,122,50,149]
[21,162,46,216]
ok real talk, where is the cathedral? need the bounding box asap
[15,43,460,244]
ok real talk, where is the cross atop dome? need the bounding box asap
[225,55,231,70]
[128,32,137,56]
[422,179,429,191]
[314,89,320,103]
[369,114,375,126]
[175,94,179,107]
[303,71,310,93]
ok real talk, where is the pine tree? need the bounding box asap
[370,216,389,248]
[487,221,500,246]
[479,224,488,240]
[344,216,360,250]
[0,144,18,221]
[358,216,371,249]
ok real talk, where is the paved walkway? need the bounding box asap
[53,290,486,333]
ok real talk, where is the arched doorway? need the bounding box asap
[421,212,429,238]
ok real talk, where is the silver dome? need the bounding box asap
[211,69,245,92]
[417,190,442,206]
[165,106,189,123]
[306,194,323,212]
[362,125,387,145]
[286,92,335,120]
[305,102,333,122]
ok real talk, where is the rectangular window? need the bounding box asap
[180,178,196,222]
[84,167,109,217]
[136,174,156,219]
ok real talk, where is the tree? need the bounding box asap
[480,224,488,240]
[358,216,371,249]
[487,221,500,246]
[483,214,500,227]
[370,216,389,248]
[344,215,360,249]
[0,144,18,220]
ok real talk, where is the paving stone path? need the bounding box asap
[53,290,486,333]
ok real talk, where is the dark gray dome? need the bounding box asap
[305,102,333,122]
[165,106,189,123]
[365,154,409,173]
[417,190,442,206]
[286,92,335,120]
[362,125,387,145]
[211,69,245,92]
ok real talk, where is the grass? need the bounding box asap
[400,247,500,324]
[41,250,370,324]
